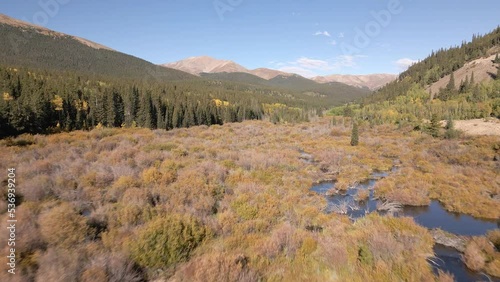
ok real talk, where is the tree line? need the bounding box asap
[332,78,500,128]
[0,66,312,137]
[367,26,500,103]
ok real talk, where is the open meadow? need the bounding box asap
[0,117,498,281]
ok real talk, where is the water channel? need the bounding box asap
[311,169,500,282]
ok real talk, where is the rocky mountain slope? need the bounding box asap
[313,74,397,90]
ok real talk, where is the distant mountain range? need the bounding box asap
[0,13,374,107]
[163,56,293,80]
[312,74,397,90]
[163,56,396,90]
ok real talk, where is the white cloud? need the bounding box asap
[296,57,330,69]
[314,31,331,37]
[338,32,345,38]
[276,55,366,77]
[330,40,337,46]
[335,55,357,68]
[395,58,418,71]
[278,66,317,78]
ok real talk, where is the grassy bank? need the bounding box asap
[0,117,497,281]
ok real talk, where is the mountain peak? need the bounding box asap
[312,74,397,90]
[163,57,300,80]
[163,57,394,87]
[163,56,247,75]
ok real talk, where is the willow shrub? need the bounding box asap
[39,203,89,248]
[128,214,210,269]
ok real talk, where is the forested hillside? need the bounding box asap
[0,14,376,137]
[200,72,372,104]
[367,27,500,103]
[339,27,500,126]
[0,23,195,81]
[0,66,298,137]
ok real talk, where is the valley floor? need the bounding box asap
[454,118,500,136]
[0,118,498,281]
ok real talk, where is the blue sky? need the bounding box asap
[1,0,499,76]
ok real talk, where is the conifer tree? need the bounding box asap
[446,72,456,91]
[428,114,440,138]
[105,90,116,127]
[444,117,459,139]
[171,102,182,128]
[137,91,153,128]
[108,91,124,127]
[350,121,359,146]
[459,75,469,93]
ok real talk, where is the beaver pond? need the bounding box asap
[311,169,500,282]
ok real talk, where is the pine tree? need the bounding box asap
[494,53,500,63]
[182,102,195,127]
[445,117,454,130]
[164,103,173,129]
[459,75,469,93]
[108,91,124,127]
[440,72,458,101]
[137,91,153,128]
[350,121,359,146]
[428,114,440,138]
[446,72,456,91]
[473,84,487,102]
[444,117,459,139]
[91,92,108,127]
[171,102,183,128]
[105,90,115,127]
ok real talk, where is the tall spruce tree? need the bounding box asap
[446,72,456,91]
[350,121,359,146]
[444,117,459,139]
[137,91,153,128]
[428,114,440,138]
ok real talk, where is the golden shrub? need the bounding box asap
[39,203,89,248]
[486,258,500,277]
[106,176,139,202]
[463,240,486,271]
[298,236,318,257]
[128,214,210,268]
[487,229,500,249]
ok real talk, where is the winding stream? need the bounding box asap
[311,169,500,282]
